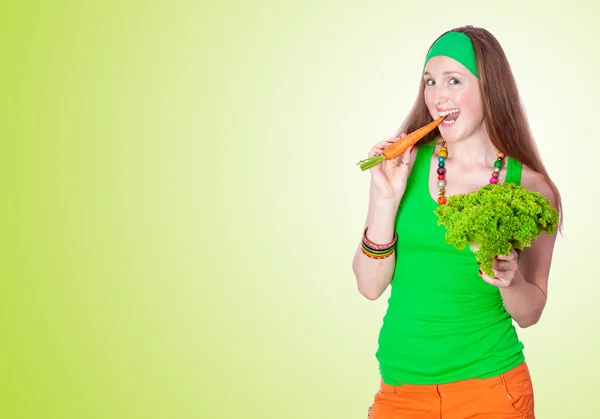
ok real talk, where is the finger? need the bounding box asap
[368,145,387,158]
[385,133,406,144]
[495,249,518,262]
[372,140,394,150]
[492,259,518,272]
[490,268,515,283]
[389,146,412,171]
[496,269,515,282]
[479,269,511,288]
[368,139,397,158]
[399,145,414,166]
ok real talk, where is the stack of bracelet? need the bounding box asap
[361,227,398,259]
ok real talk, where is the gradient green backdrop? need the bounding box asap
[2,1,597,418]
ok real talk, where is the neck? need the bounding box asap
[441,126,498,167]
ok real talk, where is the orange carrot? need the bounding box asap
[357,116,445,171]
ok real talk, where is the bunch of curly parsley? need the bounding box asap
[434,183,559,277]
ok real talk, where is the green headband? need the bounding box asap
[424,31,478,78]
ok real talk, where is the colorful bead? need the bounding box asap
[435,140,505,206]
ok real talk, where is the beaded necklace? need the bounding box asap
[436,140,506,205]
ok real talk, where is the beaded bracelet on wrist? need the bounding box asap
[362,227,397,250]
[361,227,397,259]
[361,244,396,259]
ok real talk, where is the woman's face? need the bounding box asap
[423,56,485,143]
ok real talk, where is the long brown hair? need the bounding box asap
[397,25,563,229]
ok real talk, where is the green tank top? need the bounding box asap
[376,141,525,385]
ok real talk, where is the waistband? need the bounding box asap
[379,361,530,395]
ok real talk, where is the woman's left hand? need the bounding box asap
[479,249,522,288]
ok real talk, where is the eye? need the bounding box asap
[448,77,461,85]
[425,78,435,86]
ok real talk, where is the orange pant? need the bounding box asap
[368,362,535,419]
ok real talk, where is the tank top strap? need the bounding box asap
[411,141,437,185]
[505,156,522,186]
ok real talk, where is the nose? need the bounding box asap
[433,85,449,107]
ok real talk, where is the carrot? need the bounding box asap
[357,116,445,171]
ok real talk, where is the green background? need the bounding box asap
[2,1,597,418]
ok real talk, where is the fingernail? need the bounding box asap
[478,269,482,275]
[477,261,481,265]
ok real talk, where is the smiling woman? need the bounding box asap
[352,26,563,419]
[424,58,484,141]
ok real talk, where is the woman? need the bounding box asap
[352,26,562,419]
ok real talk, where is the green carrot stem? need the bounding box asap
[356,155,386,171]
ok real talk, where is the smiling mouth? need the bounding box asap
[439,108,460,125]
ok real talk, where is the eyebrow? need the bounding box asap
[423,71,465,76]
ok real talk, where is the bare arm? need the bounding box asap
[352,181,401,300]
[352,138,415,300]
[484,172,559,327]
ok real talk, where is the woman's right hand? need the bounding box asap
[367,133,415,200]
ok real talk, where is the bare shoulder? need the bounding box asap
[520,164,558,206]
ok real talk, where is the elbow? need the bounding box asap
[516,314,542,329]
[517,320,536,329]
[360,290,380,301]
[357,282,383,301]
[352,258,387,301]
[353,270,381,301]
[352,263,376,300]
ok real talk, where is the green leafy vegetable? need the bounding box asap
[434,183,559,277]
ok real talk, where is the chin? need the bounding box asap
[439,129,462,143]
